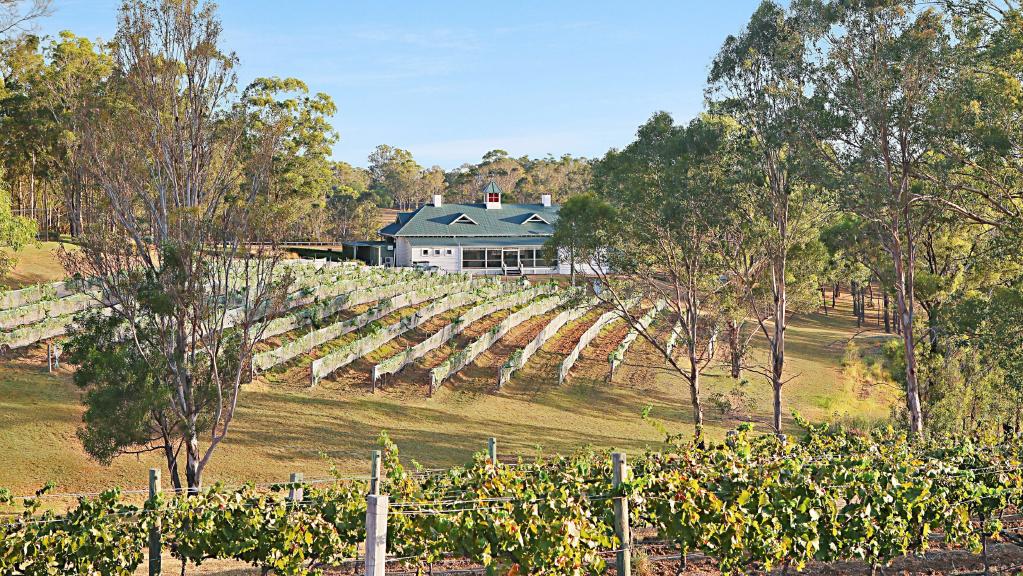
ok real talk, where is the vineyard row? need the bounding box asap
[4,425,1023,576]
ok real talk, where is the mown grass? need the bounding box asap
[0,293,898,498]
[1,241,74,289]
[0,243,897,495]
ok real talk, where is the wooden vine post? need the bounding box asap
[612,452,631,576]
[488,437,498,464]
[365,450,388,576]
[288,472,304,502]
[370,450,381,495]
[148,468,161,576]
[46,341,60,372]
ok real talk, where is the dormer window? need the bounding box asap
[487,191,500,203]
[451,213,478,225]
[523,213,550,225]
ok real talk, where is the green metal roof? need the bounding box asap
[482,181,503,196]
[379,221,403,236]
[406,236,550,247]
[380,202,560,238]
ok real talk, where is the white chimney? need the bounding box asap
[541,194,552,207]
[432,194,443,207]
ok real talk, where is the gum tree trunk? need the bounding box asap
[891,217,924,438]
[727,319,742,379]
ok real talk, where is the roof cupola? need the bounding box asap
[483,181,503,210]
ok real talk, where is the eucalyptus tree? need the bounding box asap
[328,160,377,240]
[925,1,1023,236]
[907,1,1023,432]
[708,0,825,433]
[519,154,592,203]
[241,76,337,238]
[1,0,52,230]
[555,112,739,439]
[476,149,526,200]
[36,32,113,237]
[546,192,613,288]
[64,0,293,494]
[944,278,1023,435]
[416,165,447,205]
[368,144,421,210]
[798,0,954,436]
[0,34,54,230]
[2,31,118,238]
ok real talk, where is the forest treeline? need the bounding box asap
[546,0,1023,442]
[0,5,591,247]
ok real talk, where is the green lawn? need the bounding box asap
[1,241,74,289]
[0,295,898,498]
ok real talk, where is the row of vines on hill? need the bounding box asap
[558,298,639,384]
[4,424,1023,575]
[253,273,487,372]
[308,280,509,385]
[0,261,437,351]
[608,299,666,377]
[497,294,599,387]
[370,280,555,383]
[428,287,576,392]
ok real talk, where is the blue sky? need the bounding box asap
[33,1,762,169]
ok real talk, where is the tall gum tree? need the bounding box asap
[708,0,822,433]
[556,112,738,440]
[798,0,953,436]
[36,32,113,237]
[64,0,293,493]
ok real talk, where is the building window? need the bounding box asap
[462,249,486,268]
[486,249,502,268]
[422,249,429,256]
[434,249,441,255]
[446,249,453,255]
[520,249,536,268]
[487,192,500,203]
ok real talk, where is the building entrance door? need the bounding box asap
[502,248,520,268]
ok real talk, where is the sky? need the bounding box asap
[31,1,763,169]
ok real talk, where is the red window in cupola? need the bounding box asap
[487,192,500,203]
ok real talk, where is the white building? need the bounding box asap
[379,182,568,276]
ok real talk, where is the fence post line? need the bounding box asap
[370,450,382,495]
[288,472,304,502]
[487,437,498,464]
[364,494,389,576]
[612,452,631,576]
[148,468,162,576]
